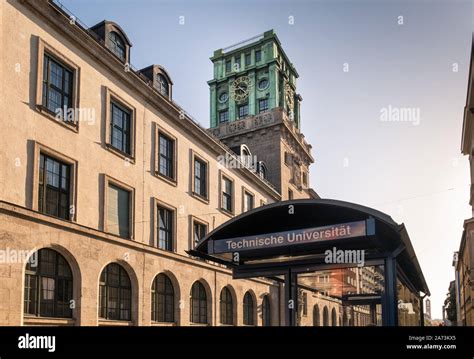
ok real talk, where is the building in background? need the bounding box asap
[452,252,461,326]
[443,281,457,326]
[207,30,315,200]
[458,34,474,326]
[424,298,431,323]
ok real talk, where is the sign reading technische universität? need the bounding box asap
[210,220,373,254]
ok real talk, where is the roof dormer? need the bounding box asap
[89,20,132,63]
[139,65,173,100]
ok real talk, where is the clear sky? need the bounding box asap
[58,0,473,319]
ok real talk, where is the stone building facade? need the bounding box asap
[458,34,474,326]
[0,0,339,326]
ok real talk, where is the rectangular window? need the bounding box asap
[234,56,241,71]
[243,191,254,212]
[222,177,233,213]
[219,109,229,123]
[38,154,70,220]
[194,158,207,198]
[245,53,251,66]
[193,221,207,248]
[107,184,131,238]
[158,133,174,179]
[42,54,73,120]
[225,59,232,73]
[158,206,174,251]
[110,101,131,155]
[255,49,262,62]
[302,292,308,316]
[302,172,308,187]
[237,103,249,119]
[259,99,269,113]
[39,276,55,317]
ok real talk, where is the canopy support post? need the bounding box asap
[284,268,298,326]
[382,256,398,326]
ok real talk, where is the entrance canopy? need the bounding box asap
[190,199,429,296]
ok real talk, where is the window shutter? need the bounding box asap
[108,185,129,238]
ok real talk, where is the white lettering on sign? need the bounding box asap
[212,221,368,254]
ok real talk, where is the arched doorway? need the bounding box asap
[323,306,329,326]
[331,308,337,326]
[313,305,320,326]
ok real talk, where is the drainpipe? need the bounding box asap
[278,281,282,326]
[214,271,217,326]
[419,294,427,327]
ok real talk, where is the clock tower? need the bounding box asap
[208,30,316,199]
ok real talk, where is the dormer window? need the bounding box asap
[138,65,173,100]
[108,31,126,61]
[156,74,169,97]
[89,21,132,64]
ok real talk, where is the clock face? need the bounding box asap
[218,92,228,103]
[231,76,251,103]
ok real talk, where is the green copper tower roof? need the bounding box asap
[208,29,302,129]
[210,29,299,78]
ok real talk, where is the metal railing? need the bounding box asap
[221,33,264,54]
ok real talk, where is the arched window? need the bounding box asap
[243,292,255,325]
[262,295,271,326]
[99,263,131,321]
[108,31,126,61]
[258,161,267,180]
[190,281,207,324]
[220,287,234,325]
[331,308,337,326]
[313,305,320,326]
[323,306,329,326]
[151,273,174,323]
[343,311,348,326]
[156,74,169,97]
[24,248,73,318]
[240,145,252,169]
